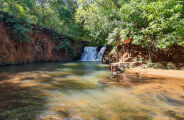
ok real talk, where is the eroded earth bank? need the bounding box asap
[0,17,83,65]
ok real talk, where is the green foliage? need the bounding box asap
[0,12,32,43]
[55,37,78,57]
[138,57,145,63]
[6,18,31,43]
[55,39,70,51]
[1,0,184,48]
[166,62,176,69]
[0,0,88,42]
[76,0,120,46]
[147,60,153,67]
[76,0,184,49]
[119,0,184,49]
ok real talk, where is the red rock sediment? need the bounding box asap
[0,21,83,65]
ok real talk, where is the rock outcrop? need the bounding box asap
[103,44,184,70]
[0,21,83,65]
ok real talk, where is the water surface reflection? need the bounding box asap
[0,62,184,120]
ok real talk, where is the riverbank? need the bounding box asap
[0,12,83,65]
[103,44,184,78]
[127,67,184,79]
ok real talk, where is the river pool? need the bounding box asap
[0,62,184,120]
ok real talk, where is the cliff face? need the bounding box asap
[103,44,184,69]
[0,21,83,65]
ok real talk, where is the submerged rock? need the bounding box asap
[109,62,124,74]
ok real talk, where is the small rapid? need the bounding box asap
[80,46,106,61]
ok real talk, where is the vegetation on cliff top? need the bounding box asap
[0,0,89,43]
[0,0,184,49]
[76,0,184,49]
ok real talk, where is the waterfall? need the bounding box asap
[80,46,106,61]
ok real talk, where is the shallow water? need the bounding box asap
[0,62,184,120]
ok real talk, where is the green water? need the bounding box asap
[0,62,184,120]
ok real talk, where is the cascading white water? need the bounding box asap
[80,46,106,61]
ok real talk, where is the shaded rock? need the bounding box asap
[181,86,184,90]
[102,44,184,69]
[165,110,184,120]
[109,62,124,74]
[167,62,177,69]
[165,96,184,106]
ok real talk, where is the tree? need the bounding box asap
[0,0,88,42]
[76,0,184,49]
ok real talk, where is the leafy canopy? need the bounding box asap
[76,0,184,49]
[0,0,88,42]
[0,0,184,49]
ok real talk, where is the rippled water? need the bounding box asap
[0,62,184,120]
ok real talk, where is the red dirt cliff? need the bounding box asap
[0,21,83,65]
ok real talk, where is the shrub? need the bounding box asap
[77,0,184,49]
[0,12,32,43]
[119,0,184,49]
